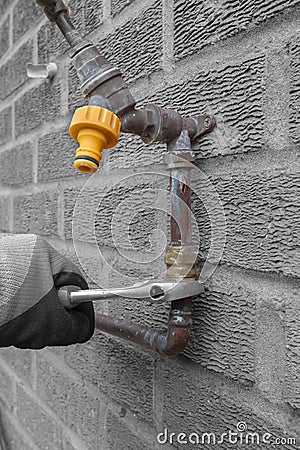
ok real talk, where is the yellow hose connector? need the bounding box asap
[69,105,121,173]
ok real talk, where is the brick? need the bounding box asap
[162,359,299,449]
[13,191,58,236]
[68,64,87,112]
[15,82,61,135]
[285,289,300,408]
[256,300,286,404]
[0,40,33,101]
[264,48,290,151]
[13,0,43,43]
[106,248,165,287]
[0,366,14,407]
[193,168,300,277]
[65,333,154,423]
[107,294,168,333]
[174,0,300,60]
[107,133,165,169]
[184,268,255,383]
[38,130,82,182]
[0,143,33,187]
[69,0,103,36]
[16,384,62,449]
[38,22,69,64]
[98,0,162,83]
[0,196,10,232]
[290,33,300,144]
[36,354,101,449]
[64,174,160,251]
[0,1,10,17]
[111,0,135,16]
[0,17,9,59]
[0,106,12,145]
[0,409,34,450]
[145,55,264,158]
[0,347,33,387]
[107,412,150,450]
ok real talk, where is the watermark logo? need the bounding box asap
[157,423,297,446]
[72,158,226,289]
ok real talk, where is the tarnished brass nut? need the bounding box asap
[165,245,198,280]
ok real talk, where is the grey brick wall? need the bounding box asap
[0,0,300,449]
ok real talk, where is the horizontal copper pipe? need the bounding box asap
[95,297,193,357]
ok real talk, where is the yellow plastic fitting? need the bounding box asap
[69,105,121,173]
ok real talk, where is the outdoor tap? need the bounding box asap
[35,0,217,357]
[35,0,215,175]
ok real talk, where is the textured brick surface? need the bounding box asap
[15,82,61,135]
[174,0,300,60]
[184,269,255,382]
[36,353,101,449]
[290,33,300,144]
[0,17,9,59]
[0,410,34,450]
[0,143,33,186]
[111,0,135,16]
[0,367,14,408]
[0,40,33,101]
[64,174,160,250]
[162,359,299,450]
[146,55,264,158]
[194,168,300,277]
[0,196,10,232]
[0,106,12,145]
[107,412,150,450]
[13,0,43,43]
[285,290,300,408]
[98,0,163,83]
[68,64,86,111]
[13,191,58,235]
[256,298,286,404]
[38,130,81,182]
[0,348,33,387]
[0,0,10,17]
[38,21,69,64]
[16,384,62,449]
[69,0,103,36]
[107,134,165,168]
[65,334,154,423]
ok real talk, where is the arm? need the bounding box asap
[0,234,94,349]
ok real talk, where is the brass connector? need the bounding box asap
[164,245,198,281]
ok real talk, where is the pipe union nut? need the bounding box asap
[165,245,198,279]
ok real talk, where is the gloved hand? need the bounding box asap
[0,234,94,349]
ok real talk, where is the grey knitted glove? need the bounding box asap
[0,234,94,349]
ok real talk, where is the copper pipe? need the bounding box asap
[95,298,192,357]
[94,131,195,357]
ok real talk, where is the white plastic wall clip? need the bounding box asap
[26,62,57,80]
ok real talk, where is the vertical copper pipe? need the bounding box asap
[95,131,195,357]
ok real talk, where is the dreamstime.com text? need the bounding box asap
[157,422,297,446]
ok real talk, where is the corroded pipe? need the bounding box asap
[35,0,214,356]
[94,131,196,356]
[95,298,193,357]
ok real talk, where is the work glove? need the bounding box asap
[0,234,94,349]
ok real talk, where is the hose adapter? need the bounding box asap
[69,106,121,173]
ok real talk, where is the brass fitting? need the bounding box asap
[69,105,121,173]
[165,245,198,280]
